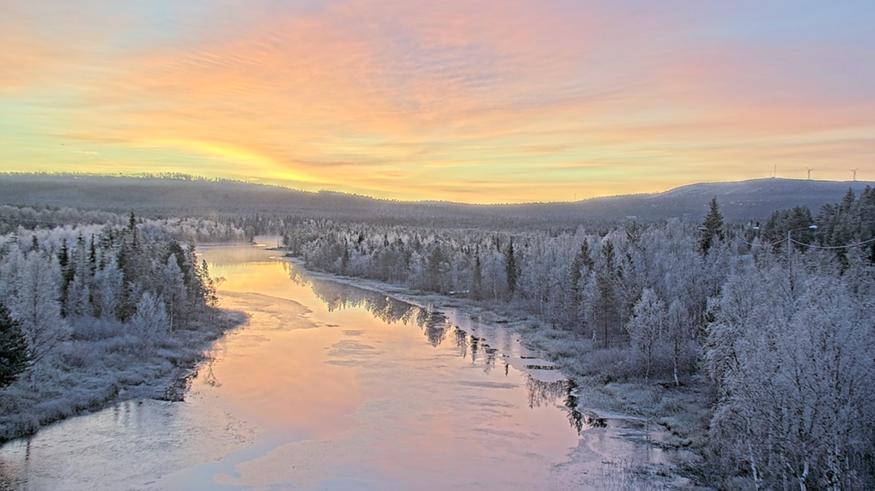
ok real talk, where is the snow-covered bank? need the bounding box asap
[282,254,706,485]
[0,309,245,442]
[0,216,248,443]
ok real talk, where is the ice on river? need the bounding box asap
[0,243,684,490]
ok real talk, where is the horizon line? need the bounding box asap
[1,170,871,207]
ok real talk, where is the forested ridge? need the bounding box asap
[3,173,872,223]
[283,189,875,488]
[0,213,238,440]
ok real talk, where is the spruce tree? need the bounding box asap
[568,240,593,323]
[0,303,28,388]
[89,234,97,274]
[699,197,724,254]
[505,239,517,297]
[471,249,483,300]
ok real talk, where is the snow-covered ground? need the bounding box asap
[0,309,245,442]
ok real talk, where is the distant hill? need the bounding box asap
[0,173,870,225]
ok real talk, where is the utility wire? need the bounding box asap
[790,236,875,250]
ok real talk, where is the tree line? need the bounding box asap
[0,213,218,389]
[282,191,875,488]
[0,204,247,241]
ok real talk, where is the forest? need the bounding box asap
[0,188,872,488]
[0,212,241,441]
[281,188,875,489]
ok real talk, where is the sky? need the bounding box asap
[1,1,874,203]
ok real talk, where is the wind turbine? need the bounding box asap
[806,167,813,180]
[851,168,858,181]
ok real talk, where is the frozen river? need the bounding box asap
[0,241,678,490]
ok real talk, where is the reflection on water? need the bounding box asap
[288,267,585,435]
[0,242,677,490]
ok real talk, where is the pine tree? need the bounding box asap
[593,270,618,348]
[505,239,517,298]
[568,239,593,324]
[93,258,124,320]
[88,234,97,274]
[198,259,218,307]
[0,303,28,388]
[471,249,483,300]
[65,234,94,317]
[58,239,73,314]
[426,244,447,292]
[699,197,724,254]
[161,255,187,331]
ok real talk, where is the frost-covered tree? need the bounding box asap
[64,271,93,318]
[566,239,593,326]
[159,255,186,331]
[13,251,67,365]
[470,250,483,300]
[699,197,724,255]
[665,298,689,386]
[505,239,517,298]
[270,193,875,487]
[626,288,665,380]
[129,292,169,343]
[707,261,875,489]
[93,258,124,320]
[0,303,28,388]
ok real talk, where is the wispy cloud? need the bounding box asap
[2,0,874,202]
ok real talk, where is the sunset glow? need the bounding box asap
[2,1,874,202]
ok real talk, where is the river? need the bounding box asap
[0,241,679,490]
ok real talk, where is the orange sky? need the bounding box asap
[1,1,873,203]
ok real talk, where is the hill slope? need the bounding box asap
[0,174,870,224]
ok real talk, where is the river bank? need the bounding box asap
[0,308,245,443]
[282,253,711,486]
[1,241,708,489]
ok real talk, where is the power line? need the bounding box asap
[790,237,875,250]
[736,235,787,248]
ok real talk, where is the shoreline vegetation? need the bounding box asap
[0,308,244,443]
[277,189,875,489]
[280,254,707,481]
[0,185,872,488]
[0,213,247,443]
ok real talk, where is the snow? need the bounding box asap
[0,309,244,442]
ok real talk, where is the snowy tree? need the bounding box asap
[470,250,483,300]
[665,298,689,386]
[566,239,593,326]
[699,197,724,255]
[93,258,124,320]
[626,288,665,379]
[0,246,26,301]
[707,262,875,489]
[425,244,449,293]
[0,303,28,388]
[159,255,187,331]
[129,292,169,342]
[505,239,517,298]
[12,251,67,366]
[64,271,93,318]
